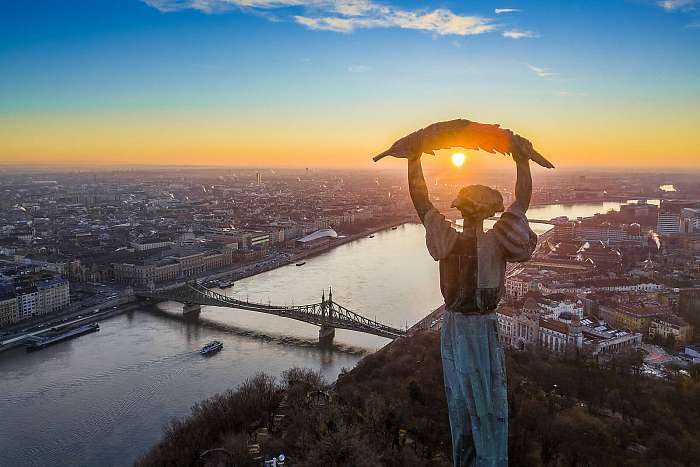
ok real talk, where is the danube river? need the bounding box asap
[0,200,655,466]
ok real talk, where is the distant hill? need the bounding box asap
[138,331,700,466]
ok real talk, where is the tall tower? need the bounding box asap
[256,171,261,185]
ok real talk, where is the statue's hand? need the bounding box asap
[510,134,533,165]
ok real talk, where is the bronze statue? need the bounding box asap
[374,118,553,467]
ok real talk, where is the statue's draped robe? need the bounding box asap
[423,207,536,467]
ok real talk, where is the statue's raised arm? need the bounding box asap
[510,134,537,214]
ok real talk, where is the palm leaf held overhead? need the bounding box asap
[373,119,554,169]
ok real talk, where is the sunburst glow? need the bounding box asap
[451,152,466,167]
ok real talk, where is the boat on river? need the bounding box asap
[295,261,306,266]
[200,340,223,355]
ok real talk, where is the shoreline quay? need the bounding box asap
[1,219,410,352]
[161,217,413,289]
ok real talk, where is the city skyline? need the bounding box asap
[1,0,700,169]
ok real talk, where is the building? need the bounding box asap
[539,318,571,353]
[539,296,584,319]
[505,276,532,300]
[549,222,575,242]
[296,229,339,249]
[681,208,700,234]
[580,318,642,356]
[0,275,70,327]
[232,231,271,250]
[658,201,682,236]
[679,288,700,323]
[498,298,642,357]
[113,245,236,287]
[496,306,516,347]
[36,277,70,316]
[620,201,656,218]
[576,241,623,272]
[598,303,667,333]
[16,286,39,321]
[574,222,644,247]
[649,316,693,345]
[0,290,18,327]
[496,301,541,351]
[131,238,174,251]
[657,201,699,237]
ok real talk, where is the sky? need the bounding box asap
[1,0,699,169]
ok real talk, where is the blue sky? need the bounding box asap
[1,0,699,168]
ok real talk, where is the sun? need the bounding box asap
[451,152,466,167]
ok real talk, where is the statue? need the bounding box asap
[374,119,553,467]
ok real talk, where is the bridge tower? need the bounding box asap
[318,288,335,347]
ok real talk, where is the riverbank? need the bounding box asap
[155,217,412,290]
[0,301,141,352]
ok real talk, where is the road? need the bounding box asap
[0,293,136,350]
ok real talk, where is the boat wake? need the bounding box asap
[148,306,370,356]
[0,350,198,405]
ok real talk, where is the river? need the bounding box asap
[0,199,655,466]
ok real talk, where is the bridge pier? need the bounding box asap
[318,325,335,347]
[182,303,201,319]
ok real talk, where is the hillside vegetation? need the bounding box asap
[138,332,700,466]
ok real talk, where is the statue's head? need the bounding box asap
[451,185,504,223]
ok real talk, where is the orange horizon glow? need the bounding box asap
[1,106,699,169]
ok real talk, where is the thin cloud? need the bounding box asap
[557,90,589,97]
[657,0,695,11]
[348,64,371,72]
[144,0,497,36]
[296,9,496,35]
[503,29,539,39]
[294,15,387,33]
[527,64,558,78]
[333,0,377,16]
[143,0,307,14]
[495,8,522,14]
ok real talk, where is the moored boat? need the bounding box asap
[26,323,100,351]
[295,261,306,266]
[216,279,235,288]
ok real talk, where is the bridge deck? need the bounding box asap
[137,283,405,339]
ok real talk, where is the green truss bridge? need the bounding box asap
[136,282,405,345]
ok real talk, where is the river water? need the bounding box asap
[0,200,654,466]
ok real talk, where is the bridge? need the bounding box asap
[439,206,566,226]
[136,282,405,345]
